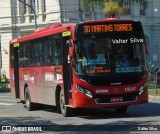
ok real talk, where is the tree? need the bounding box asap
[82,0,148,18]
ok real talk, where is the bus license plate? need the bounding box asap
[111,97,123,102]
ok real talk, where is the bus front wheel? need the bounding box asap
[24,87,34,111]
[59,90,72,117]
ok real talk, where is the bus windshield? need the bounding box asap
[74,37,147,76]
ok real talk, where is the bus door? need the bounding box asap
[62,31,72,105]
[13,43,20,99]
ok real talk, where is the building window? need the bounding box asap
[140,3,146,16]
[124,2,131,14]
[42,0,46,20]
[24,0,27,14]
[36,0,39,13]
[84,7,91,19]
[43,0,46,13]
[30,0,36,14]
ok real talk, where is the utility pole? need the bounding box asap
[0,34,1,78]
[18,0,38,30]
[78,0,83,21]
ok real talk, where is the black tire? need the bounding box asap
[115,106,128,114]
[59,90,72,117]
[24,87,34,111]
[56,89,61,113]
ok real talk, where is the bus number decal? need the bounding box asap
[56,74,62,80]
[24,75,35,83]
[45,73,54,81]
[62,31,71,37]
[14,43,19,47]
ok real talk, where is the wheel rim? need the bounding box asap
[60,91,65,112]
[25,92,30,108]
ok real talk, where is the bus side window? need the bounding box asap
[19,43,28,68]
[18,45,23,67]
[34,39,44,66]
[34,44,38,66]
[28,41,34,66]
[54,35,62,65]
[58,37,62,65]
[10,45,14,68]
[55,37,60,65]
[50,34,62,66]
[21,43,29,67]
[25,44,28,67]
[38,55,45,66]
[50,36,56,65]
[43,38,51,65]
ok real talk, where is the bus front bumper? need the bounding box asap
[73,89,148,108]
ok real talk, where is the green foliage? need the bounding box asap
[0,82,10,91]
[82,0,148,17]
[103,1,128,17]
[82,0,104,10]
[148,89,160,96]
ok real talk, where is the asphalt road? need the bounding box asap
[0,91,160,134]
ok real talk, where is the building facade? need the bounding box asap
[0,0,160,79]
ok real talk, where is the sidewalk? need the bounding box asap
[149,95,160,102]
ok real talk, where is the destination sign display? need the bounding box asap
[84,24,132,33]
[76,21,142,35]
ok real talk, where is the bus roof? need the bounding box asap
[10,18,141,44]
[10,23,75,44]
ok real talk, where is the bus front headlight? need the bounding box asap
[76,84,93,98]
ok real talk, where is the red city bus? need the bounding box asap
[9,18,148,117]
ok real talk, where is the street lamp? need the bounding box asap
[18,0,38,30]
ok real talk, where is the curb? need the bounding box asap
[149,95,160,101]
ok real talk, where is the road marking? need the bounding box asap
[0,94,11,96]
[0,95,12,98]
[0,103,15,106]
[0,93,16,106]
[0,99,16,102]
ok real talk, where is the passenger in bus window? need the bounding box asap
[38,55,45,66]
[122,54,130,67]
[75,41,86,74]
[132,57,140,67]
[87,42,97,60]
[115,53,130,68]
[85,41,97,74]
